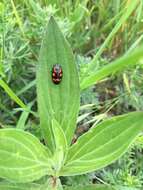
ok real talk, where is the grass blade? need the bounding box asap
[86,0,140,73]
[0,79,26,108]
[81,46,143,90]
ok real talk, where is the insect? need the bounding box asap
[52,64,63,84]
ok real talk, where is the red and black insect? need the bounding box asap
[52,64,63,84]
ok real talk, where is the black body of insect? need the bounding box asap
[52,64,63,84]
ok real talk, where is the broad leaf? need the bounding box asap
[0,182,44,190]
[115,186,138,190]
[64,184,115,190]
[37,17,80,151]
[52,119,67,152]
[52,119,68,173]
[65,185,138,190]
[0,129,53,183]
[61,112,143,175]
[81,46,143,90]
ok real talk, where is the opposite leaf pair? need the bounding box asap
[0,111,143,183]
[0,16,143,190]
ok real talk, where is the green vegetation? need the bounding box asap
[0,0,143,189]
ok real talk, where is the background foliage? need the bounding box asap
[0,0,143,189]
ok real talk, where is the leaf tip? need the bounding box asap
[48,15,56,25]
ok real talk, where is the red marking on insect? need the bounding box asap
[52,64,63,84]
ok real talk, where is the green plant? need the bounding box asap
[0,16,143,190]
[93,135,143,188]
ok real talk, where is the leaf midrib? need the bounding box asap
[67,116,128,161]
[66,121,139,165]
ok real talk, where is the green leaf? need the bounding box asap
[86,0,140,73]
[16,103,33,129]
[0,79,26,108]
[52,119,68,173]
[61,112,143,176]
[81,46,143,90]
[10,0,25,38]
[77,112,92,123]
[0,182,44,190]
[16,79,36,96]
[115,186,138,190]
[0,129,53,183]
[37,17,80,151]
[64,184,115,190]
[67,185,139,190]
[52,119,67,152]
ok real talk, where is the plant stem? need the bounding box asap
[51,176,57,189]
